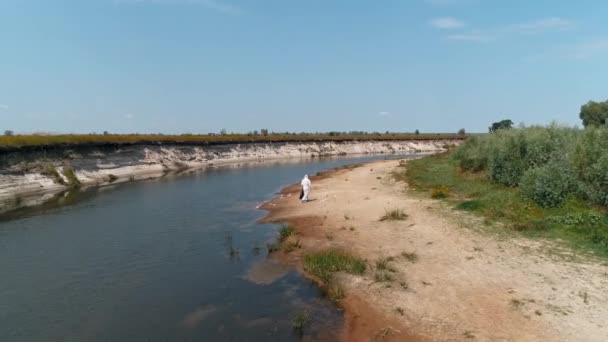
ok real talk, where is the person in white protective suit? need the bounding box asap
[300,174,312,203]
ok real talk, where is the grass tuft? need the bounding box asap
[380,208,408,221]
[279,224,296,242]
[431,187,449,199]
[303,250,366,283]
[326,283,345,301]
[62,165,80,188]
[401,251,419,263]
[40,163,65,185]
[455,200,482,211]
[374,271,394,282]
[291,310,309,336]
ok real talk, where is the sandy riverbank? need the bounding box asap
[260,159,608,341]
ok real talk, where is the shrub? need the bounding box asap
[520,159,576,208]
[431,187,449,199]
[452,135,490,172]
[487,132,528,186]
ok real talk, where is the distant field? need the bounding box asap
[0,133,465,148]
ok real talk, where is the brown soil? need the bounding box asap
[259,159,608,342]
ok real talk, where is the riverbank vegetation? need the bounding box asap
[302,250,367,283]
[405,125,608,257]
[0,132,464,149]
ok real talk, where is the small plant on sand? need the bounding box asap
[375,257,397,272]
[395,307,404,316]
[279,224,296,242]
[291,310,310,336]
[510,298,524,310]
[431,187,449,199]
[399,280,409,290]
[283,240,302,253]
[401,251,419,263]
[326,283,345,301]
[374,271,394,283]
[380,208,408,221]
[303,250,366,283]
[463,330,476,339]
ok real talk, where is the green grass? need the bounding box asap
[62,165,81,188]
[374,271,394,282]
[326,283,345,301]
[302,250,367,283]
[0,133,465,148]
[279,224,296,242]
[379,208,408,221]
[291,310,310,336]
[40,163,65,185]
[404,152,608,257]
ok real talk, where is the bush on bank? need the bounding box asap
[453,125,608,208]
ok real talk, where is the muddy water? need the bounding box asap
[0,155,419,342]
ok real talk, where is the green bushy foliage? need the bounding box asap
[451,124,608,208]
[520,159,576,208]
[573,128,608,205]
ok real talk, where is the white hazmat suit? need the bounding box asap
[300,175,312,203]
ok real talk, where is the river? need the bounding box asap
[0,154,418,342]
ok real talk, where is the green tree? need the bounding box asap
[415,129,420,135]
[458,128,466,135]
[489,119,513,133]
[260,128,268,136]
[580,100,608,127]
[4,130,14,136]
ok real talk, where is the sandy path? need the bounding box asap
[261,159,608,341]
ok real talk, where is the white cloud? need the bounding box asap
[446,30,493,42]
[430,17,465,29]
[378,111,391,116]
[114,0,240,14]
[506,17,573,34]
[563,39,608,60]
[439,17,574,43]
[0,104,8,110]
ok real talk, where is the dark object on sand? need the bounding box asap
[299,187,304,200]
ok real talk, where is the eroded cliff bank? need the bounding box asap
[0,140,457,213]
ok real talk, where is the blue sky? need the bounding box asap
[1,0,607,134]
